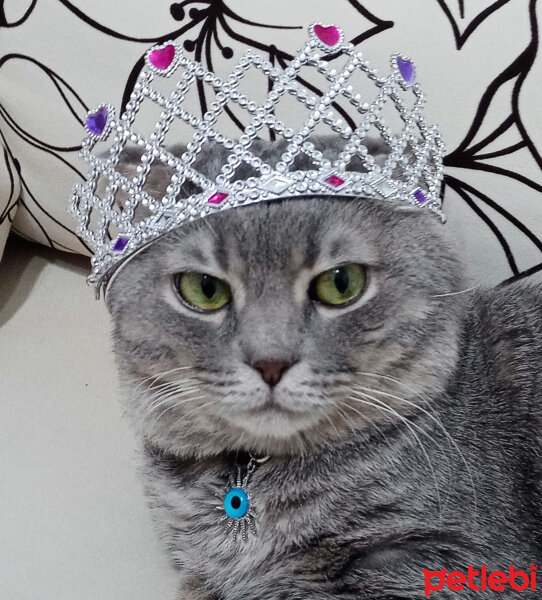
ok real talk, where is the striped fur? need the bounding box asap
[106,144,542,598]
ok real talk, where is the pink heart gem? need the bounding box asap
[149,44,176,70]
[314,24,341,47]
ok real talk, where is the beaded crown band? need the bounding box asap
[71,23,445,295]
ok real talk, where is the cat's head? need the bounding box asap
[107,177,464,457]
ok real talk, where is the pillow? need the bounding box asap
[1,0,541,286]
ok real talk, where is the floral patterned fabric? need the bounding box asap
[1,0,541,285]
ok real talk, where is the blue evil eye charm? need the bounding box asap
[217,462,262,541]
[224,487,249,519]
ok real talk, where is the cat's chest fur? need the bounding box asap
[143,444,400,597]
[143,450,325,584]
[142,439,436,598]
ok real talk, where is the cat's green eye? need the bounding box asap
[310,264,366,307]
[174,272,232,312]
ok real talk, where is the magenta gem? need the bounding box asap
[325,174,345,187]
[413,189,428,205]
[112,236,130,252]
[207,192,229,204]
[149,44,176,70]
[397,57,415,84]
[85,106,108,136]
[313,24,341,47]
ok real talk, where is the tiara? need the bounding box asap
[71,23,445,294]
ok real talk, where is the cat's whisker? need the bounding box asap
[345,386,439,444]
[148,384,206,409]
[146,378,202,398]
[349,383,455,488]
[335,401,370,435]
[134,366,198,390]
[355,372,460,446]
[147,380,200,397]
[352,375,477,513]
[155,395,208,422]
[172,398,222,426]
[146,385,203,411]
[355,371,435,410]
[148,375,200,390]
[135,365,196,386]
[337,400,394,452]
[321,409,343,440]
[342,387,443,520]
[347,393,443,522]
[150,386,201,408]
[333,404,350,427]
[144,380,205,411]
[431,287,477,298]
[149,394,202,413]
[353,384,453,445]
[148,379,201,396]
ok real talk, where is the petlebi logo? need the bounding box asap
[423,564,538,596]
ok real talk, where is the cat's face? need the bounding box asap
[107,198,463,457]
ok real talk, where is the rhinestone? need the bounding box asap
[207,191,229,205]
[72,25,444,292]
[85,106,108,136]
[112,236,130,252]
[324,174,345,188]
[397,57,415,84]
[413,189,428,205]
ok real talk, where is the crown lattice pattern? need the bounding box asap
[71,23,445,293]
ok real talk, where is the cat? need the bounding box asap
[105,140,542,599]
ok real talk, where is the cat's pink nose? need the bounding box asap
[252,360,294,387]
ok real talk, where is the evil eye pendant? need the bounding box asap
[224,487,249,519]
[217,465,257,542]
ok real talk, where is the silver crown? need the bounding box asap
[71,23,445,294]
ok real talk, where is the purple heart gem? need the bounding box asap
[86,106,108,136]
[397,57,415,84]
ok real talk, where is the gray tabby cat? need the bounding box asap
[106,140,542,599]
